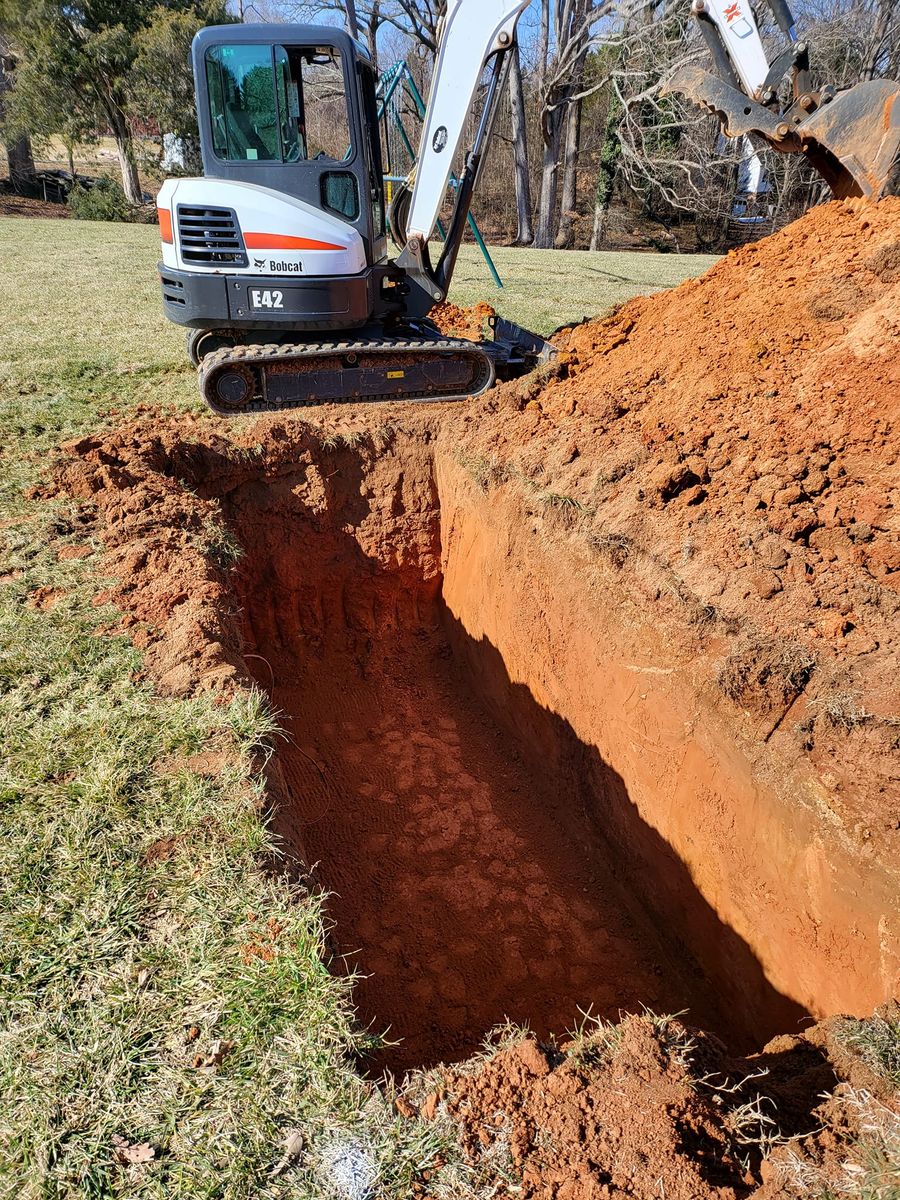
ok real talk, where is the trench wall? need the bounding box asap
[434,448,900,1044]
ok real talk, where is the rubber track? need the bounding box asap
[197,336,496,415]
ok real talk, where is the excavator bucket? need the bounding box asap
[664,67,900,200]
[796,79,900,199]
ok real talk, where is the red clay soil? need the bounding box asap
[403,1011,898,1200]
[430,299,496,340]
[462,197,900,841]
[46,417,731,1072]
[252,604,704,1074]
[222,440,738,1072]
[441,1020,760,1200]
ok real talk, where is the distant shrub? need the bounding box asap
[67,177,132,222]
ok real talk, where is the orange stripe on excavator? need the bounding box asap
[244,232,347,251]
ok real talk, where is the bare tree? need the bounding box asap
[588,87,618,248]
[0,36,35,194]
[796,0,900,82]
[591,0,771,249]
[533,0,615,247]
[554,62,584,245]
[342,0,362,42]
[508,41,534,243]
[325,0,445,56]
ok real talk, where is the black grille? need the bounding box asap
[176,205,247,266]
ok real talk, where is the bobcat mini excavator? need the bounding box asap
[157,0,900,416]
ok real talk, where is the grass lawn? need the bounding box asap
[450,242,719,335]
[0,216,717,1197]
[0,218,718,386]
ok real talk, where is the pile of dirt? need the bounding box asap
[402,1011,898,1200]
[431,299,496,340]
[459,197,900,842]
[39,412,327,696]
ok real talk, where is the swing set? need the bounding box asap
[376,59,503,289]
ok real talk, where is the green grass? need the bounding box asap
[837,1013,900,1089]
[0,220,191,404]
[449,241,718,333]
[0,215,717,1197]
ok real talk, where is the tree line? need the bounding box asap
[0,0,231,203]
[1,0,897,249]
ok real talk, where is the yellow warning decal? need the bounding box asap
[387,370,405,379]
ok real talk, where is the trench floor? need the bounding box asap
[244,600,720,1074]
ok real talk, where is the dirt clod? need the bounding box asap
[430,299,496,341]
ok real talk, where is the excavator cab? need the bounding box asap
[194,27,386,264]
[159,25,391,362]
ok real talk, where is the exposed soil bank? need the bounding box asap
[435,450,896,1046]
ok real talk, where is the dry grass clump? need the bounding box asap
[718,636,816,710]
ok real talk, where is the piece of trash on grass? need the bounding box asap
[191,1037,235,1069]
[271,1129,306,1177]
[320,1137,378,1200]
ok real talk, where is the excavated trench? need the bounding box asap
[210,427,825,1075]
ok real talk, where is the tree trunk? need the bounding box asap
[554,94,581,247]
[589,97,621,251]
[536,0,550,100]
[343,0,362,43]
[108,106,142,204]
[0,43,36,195]
[534,105,563,248]
[67,141,75,181]
[6,133,35,194]
[508,44,534,245]
[365,4,380,72]
[589,193,605,250]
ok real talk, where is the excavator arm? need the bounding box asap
[394,0,899,320]
[663,0,900,198]
[388,0,530,312]
[404,0,529,241]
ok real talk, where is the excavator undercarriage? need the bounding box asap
[192,317,550,415]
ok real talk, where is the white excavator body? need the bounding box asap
[158,178,368,280]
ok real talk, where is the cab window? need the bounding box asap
[205,44,279,161]
[205,43,353,164]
